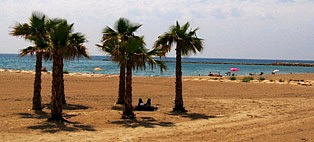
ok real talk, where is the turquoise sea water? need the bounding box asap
[0,54,314,76]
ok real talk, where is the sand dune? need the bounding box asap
[0,71,313,141]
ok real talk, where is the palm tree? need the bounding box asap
[47,19,89,121]
[98,18,166,119]
[10,12,49,111]
[97,18,142,105]
[123,36,166,119]
[154,21,203,112]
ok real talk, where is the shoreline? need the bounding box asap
[1,68,313,86]
[2,68,314,77]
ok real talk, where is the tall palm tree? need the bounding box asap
[97,18,142,104]
[47,19,89,121]
[154,21,203,112]
[123,36,166,119]
[10,12,49,111]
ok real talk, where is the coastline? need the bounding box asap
[2,67,314,76]
[1,68,313,86]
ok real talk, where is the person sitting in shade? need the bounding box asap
[135,98,145,111]
[135,98,158,111]
[145,98,151,107]
[138,98,144,106]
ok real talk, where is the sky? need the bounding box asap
[0,0,314,60]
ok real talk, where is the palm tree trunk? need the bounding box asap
[49,49,64,121]
[173,45,187,112]
[61,82,66,104]
[117,62,126,104]
[61,56,66,105]
[32,51,42,111]
[122,60,135,119]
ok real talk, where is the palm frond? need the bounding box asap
[64,32,89,60]
[116,18,130,34]
[181,22,190,34]
[154,21,204,56]
[12,12,51,58]
[48,18,73,48]
[154,33,174,56]
[98,18,165,72]
[19,46,36,57]
[10,23,31,38]
[103,26,115,34]
[127,24,142,34]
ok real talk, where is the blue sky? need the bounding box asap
[0,0,313,60]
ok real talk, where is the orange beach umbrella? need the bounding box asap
[93,67,103,71]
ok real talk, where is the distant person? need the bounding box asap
[41,67,47,72]
[259,72,264,75]
[225,72,231,76]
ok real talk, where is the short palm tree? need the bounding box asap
[10,12,49,111]
[47,19,89,121]
[154,21,203,112]
[97,18,142,105]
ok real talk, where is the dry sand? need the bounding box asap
[0,71,313,142]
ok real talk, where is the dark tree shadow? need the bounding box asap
[111,104,124,110]
[17,111,50,119]
[167,112,218,120]
[17,111,79,120]
[27,121,96,133]
[43,103,89,110]
[111,117,174,128]
[17,110,95,133]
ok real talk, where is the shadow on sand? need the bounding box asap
[18,110,50,119]
[111,117,174,128]
[111,104,124,110]
[43,103,89,110]
[17,110,95,133]
[167,112,218,120]
[17,110,79,120]
[26,120,96,133]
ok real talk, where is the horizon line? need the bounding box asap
[0,52,313,61]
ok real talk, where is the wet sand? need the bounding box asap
[0,71,313,142]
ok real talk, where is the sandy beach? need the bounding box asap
[0,71,313,142]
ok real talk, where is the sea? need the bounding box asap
[1,54,314,76]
